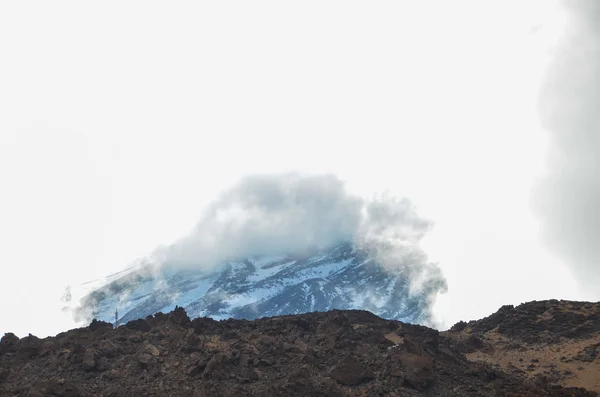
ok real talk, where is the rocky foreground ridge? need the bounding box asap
[1,300,600,396]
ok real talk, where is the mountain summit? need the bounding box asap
[75,242,445,327]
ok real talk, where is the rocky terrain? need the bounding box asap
[444,299,600,394]
[1,300,599,396]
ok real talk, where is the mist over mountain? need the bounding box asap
[71,173,446,327]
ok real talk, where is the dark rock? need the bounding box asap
[125,318,152,332]
[88,319,113,332]
[0,332,19,355]
[239,367,259,381]
[316,312,350,336]
[203,353,224,377]
[81,348,96,371]
[258,357,275,367]
[329,356,374,386]
[1,332,19,345]
[15,335,42,360]
[138,353,154,369]
[98,340,123,358]
[168,306,191,327]
[103,369,120,380]
[0,368,10,383]
[575,343,600,363]
[450,321,468,332]
[468,300,600,344]
[187,361,206,377]
[128,333,143,343]
[466,335,484,350]
[2,303,600,397]
[96,356,110,372]
[397,351,434,390]
[27,379,81,397]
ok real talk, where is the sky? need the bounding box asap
[0,0,594,337]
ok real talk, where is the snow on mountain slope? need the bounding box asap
[75,242,441,326]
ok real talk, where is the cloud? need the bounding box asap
[533,0,600,296]
[357,195,446,306]
[164,173,440,278]
[70,172,446,324]
[164,172,364,267]
[107,172,446,320]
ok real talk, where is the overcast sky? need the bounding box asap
[0,0,591,337]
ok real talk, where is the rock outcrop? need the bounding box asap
[445,300,600,394]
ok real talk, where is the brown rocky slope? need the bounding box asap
[1,300,598,396]
[444,299,600,394]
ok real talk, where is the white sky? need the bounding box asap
[0,0,583,337]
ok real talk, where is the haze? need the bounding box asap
[1,0,595,337]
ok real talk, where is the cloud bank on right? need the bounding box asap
[534,0,600,298]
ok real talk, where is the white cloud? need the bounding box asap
[161,174,446,304]
[166,173,363,266]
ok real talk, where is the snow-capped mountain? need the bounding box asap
[76,242,440,325]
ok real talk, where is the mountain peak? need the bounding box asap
[74,242,443,327]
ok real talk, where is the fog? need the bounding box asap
[533,0,600,298]
[161,173,446,304]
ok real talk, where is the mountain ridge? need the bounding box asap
[74,242,444,327]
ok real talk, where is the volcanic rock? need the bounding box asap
[329,355,374,386]
[445,299,600,395]
[1,303,599,396]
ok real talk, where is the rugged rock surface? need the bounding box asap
[2,302,599,396]
[445,300,600,394]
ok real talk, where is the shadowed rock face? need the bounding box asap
[1,302,598,397]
